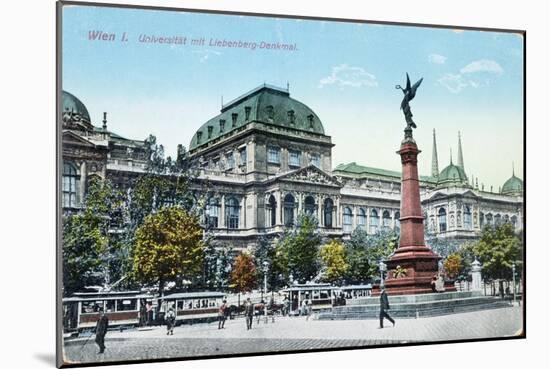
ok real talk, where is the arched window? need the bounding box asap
[225,197,240,229]
[494,214,502,226]
[357,208,366,229]
[268,195,277,227]
[394,211,401,230]
[62,163,78,208]
[464,206,472,230]
[479,212,484,228]
[486,213,493,225]
[324,198,333,228]
[504,215,510,223]
[206,197,220,228]
[304,195,316,216]
[382,210,391,229]
[511,215,518,229]
[369,209,379,234]
[343,207,353,233]
[284,194,295,226]
[438,208,447,232]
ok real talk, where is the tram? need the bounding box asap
[160,291,226,324]
[62,290,154,332]
[281,283,338,314]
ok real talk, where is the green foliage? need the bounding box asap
[319,240,349,283]
[344,228,399,283]
[472,223,522,281]
[443,253,462,279]
[273,214,322,284]
[132,207,204,294]
[203,238,233,290]
[230,252,257,293]
[253,236,285,290]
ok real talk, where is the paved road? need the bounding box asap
[62,306,523,365]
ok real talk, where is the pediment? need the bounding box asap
[62,130,96,147]
[278,165,342,187]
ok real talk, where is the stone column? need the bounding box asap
[79,161,87,206]
[317,195,323,225]
[471,258,482,291]
[220,194,226,228]
[276,192,282,225]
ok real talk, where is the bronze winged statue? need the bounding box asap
[396,73,423,129]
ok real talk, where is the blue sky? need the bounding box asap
[62,5,524,190]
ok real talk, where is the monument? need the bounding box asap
[382,74,447,295]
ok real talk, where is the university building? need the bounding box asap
[61,85,524,251]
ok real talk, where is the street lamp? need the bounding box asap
[262,261,269,321]
[379,260,387,288]
[512,263,516,306]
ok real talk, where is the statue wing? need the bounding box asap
[408,78,423,100]
[406,73,411,90]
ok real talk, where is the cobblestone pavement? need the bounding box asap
[62,306,523,365]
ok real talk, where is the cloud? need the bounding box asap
[318,64,378,89]
[460,59,504,75]
[438,73,469,94]
[438,59,504,93]
[428,53,447,64]
[192,49,221,63]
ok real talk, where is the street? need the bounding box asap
[63,306,523,365]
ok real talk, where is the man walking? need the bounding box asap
[378,286,395,329]
[245,297,254,330]
[95,308,109,354]
[218,299,227,329]
[165,306,176,335]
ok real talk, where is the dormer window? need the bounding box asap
[219,119,225,132]
[307,114,314,128]
[207,125,213,139]
[197,131,203,143]
[288,110,295,125]
[266,105,274,121]
[245,106,251,121]
[231,113,238,127]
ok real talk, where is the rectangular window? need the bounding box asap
[310,153,321,167]
[116,299,137,311]
[289,150,301,167]
[226,152,235,170]
[239,147,247,166]
[267,146,280,164]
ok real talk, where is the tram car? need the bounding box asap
[160,291,226,324]
[62,290,154,332]
[281,283,338,314]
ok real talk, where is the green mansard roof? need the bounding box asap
[189,84,325,151]
[334,162,437,184]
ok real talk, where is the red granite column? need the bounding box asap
[382,131,443,295]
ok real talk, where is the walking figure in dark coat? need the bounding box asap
[245,298,254,330]
[95,308,109,354]
[378,286,395,329]
[165,307,176,335]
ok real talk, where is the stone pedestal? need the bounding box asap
[383,130,443,295]
[471,259,482,291]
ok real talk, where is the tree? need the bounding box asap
[472,223,522,283]
[343,228,371,284]
[203,238,233,290]
[62,177,124,295]
[132,207,204,295]
[443,253,462,280]
[230,252,257,305]
[274,214,322,284]
[319,240,349,284]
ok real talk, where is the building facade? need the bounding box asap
[61,85,524,251]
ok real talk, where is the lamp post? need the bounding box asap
[379,260,387,288]
[262,261,269,321]
[512,263,516,306]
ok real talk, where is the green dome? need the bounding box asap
[501,174,523,195]
[437,163,469,187]
[189,85,325,151]
[62,91,91,123]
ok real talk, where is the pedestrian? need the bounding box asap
[218,299,227,329]
[165,306,175,335]
[245,297,254,330]
[305,300,312,321]
[95,307,109,354]
[378,286,395,329]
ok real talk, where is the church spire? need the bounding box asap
[431,129,439,177]
[457,131,464,171]
[450,147,453,165]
